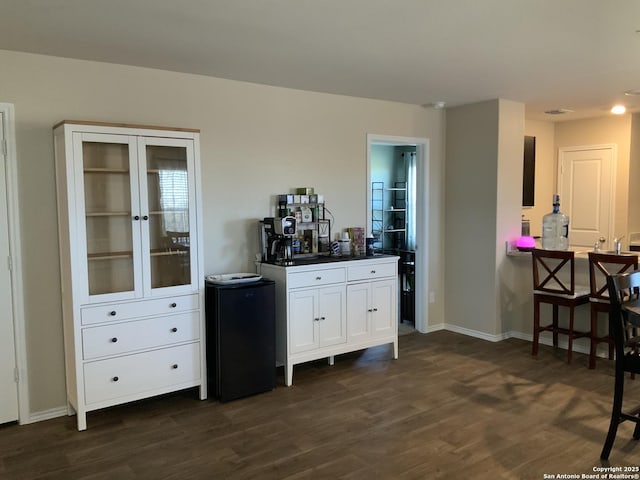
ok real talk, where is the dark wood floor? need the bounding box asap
[1,331,639,479]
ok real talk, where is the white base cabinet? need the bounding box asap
[54,121,206,430]
[258,256,399,386]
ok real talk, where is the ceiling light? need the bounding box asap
[624,89,640,96]
[611,105,626,114]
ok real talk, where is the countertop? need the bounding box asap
[261,253,398,267]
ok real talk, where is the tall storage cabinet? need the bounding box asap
[54,120,206,430]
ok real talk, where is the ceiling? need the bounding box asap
[1,0,640,121]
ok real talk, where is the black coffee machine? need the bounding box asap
[261,216,296,265]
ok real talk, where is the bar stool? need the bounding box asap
[531,249,590,364]
[587,251,638,369]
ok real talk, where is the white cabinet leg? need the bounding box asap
[328,355,335,366]
[286,363,293,386]
[77,411,87,431]
[199,382,207,400]
[393,340,398,359]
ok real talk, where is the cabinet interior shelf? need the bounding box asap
[385,229,406,233]
[86,211,130,217]
[88,251,133,261]
[84,168,129,174]
[88,249,188,261]
[385,209,406,212]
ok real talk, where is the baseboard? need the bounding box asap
[436,327,607,358]
[24,406,68,424]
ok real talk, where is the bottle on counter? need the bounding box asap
[541,194,570,250]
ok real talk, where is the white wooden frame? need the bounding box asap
[366,134,430,333]
[0,103,28,424]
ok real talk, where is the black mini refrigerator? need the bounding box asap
[205,278,276,402]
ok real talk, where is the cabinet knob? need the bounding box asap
[171,364,178,369]
[315,276,322,280]
[314,317,320,322]
[109,311,117,316]
[112,376,119,382]
[373,308,378,312]
[133,215,140,221]
[320,316,326,321]
[171,327,178,333]
[371,270,376,274]
[368,309,373,312]
[142,215,149,221]
[170,302,177,308]
[110,337,118,343]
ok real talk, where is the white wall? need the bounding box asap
[445,100,499,336]
[554,115,631,248]
[445,99,524,338]
[0,49,446,416]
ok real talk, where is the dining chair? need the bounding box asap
[600,271,640,460]
[587,252,638,369]
[531,249,590,364]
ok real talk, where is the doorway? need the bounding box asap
[0,103,27,425]
[367,134,429,334]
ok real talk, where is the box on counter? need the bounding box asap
[300,195,310,204]
[293,195,301,204]
[296,187,314,195]
[348,227,366,256]
[278,194,294,204]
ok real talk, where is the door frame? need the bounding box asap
[366,134,429,333]
[557,144,616,247]
[0,103,28,424]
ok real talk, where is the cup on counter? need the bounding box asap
[366,237,375,256]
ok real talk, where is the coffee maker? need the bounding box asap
[261,216,297,265]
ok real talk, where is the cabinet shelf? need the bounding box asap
[385,229,406,233]
[88,251,133,261]
[150,249,189,257]
[86,211,130,217]
[84,168,129,174]
[385,209,406,213]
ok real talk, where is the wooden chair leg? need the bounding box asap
[567,307,574,364]
[532,298,540,356]
[552,304,559,349]
[601,370,625,460]
[589,306,597,369]
[634,419,640,440]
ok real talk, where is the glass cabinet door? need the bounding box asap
[139,138,196,293]
[76,133,140,299]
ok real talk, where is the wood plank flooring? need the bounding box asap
[1,330,639,479]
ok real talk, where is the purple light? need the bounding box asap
[516,236,536,251]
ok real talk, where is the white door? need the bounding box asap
[0,112,19,424]
[346,283,370,342]
[371,279,396,338]
[289,289,319,354]
[318,286,346,347]
[558,146,614,248]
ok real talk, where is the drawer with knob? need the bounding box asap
[288,267,346,289]
[347,262,396,282]
[81,311,200,360]
[83,343,201,405]
[80,294,199,325]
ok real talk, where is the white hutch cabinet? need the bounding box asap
[258,256,399,386]
[53,120,206,430]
